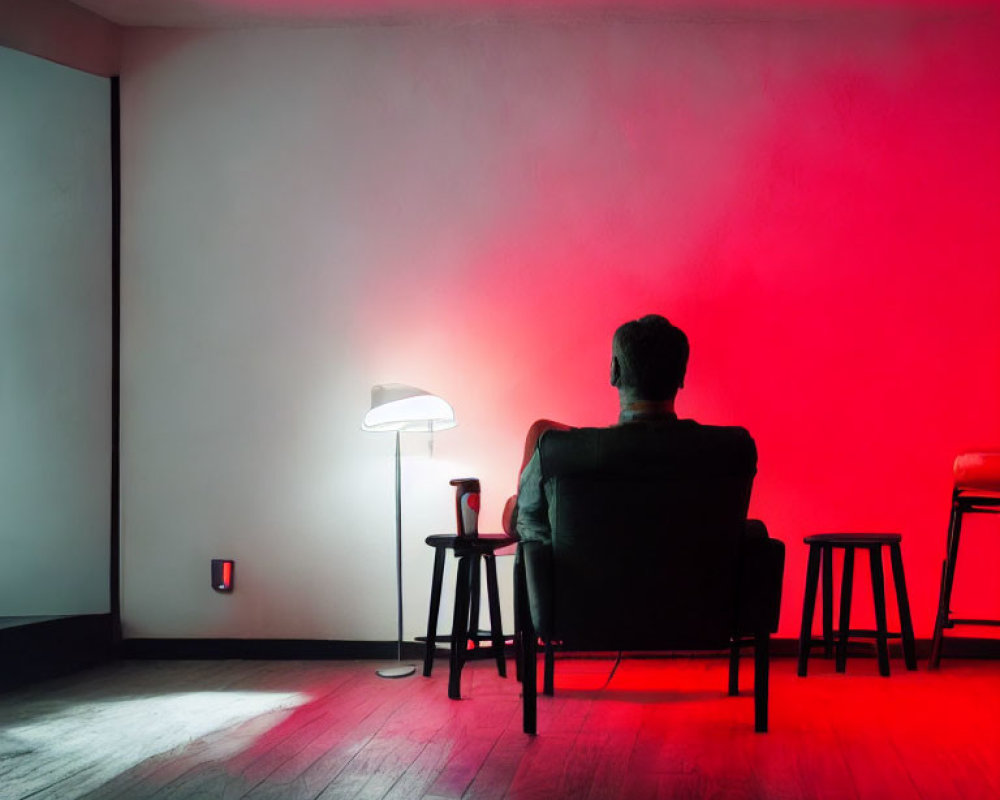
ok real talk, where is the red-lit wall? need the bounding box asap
[120,9,1000,641]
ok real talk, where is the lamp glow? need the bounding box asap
[362,384,456,432]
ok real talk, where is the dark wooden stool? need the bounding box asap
[797,533,917,677]
[422,533,515,699]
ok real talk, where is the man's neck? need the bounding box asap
[617,394,677,424]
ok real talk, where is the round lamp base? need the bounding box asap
[376,664,416,679]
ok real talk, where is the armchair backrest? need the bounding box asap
[530,420,756,651]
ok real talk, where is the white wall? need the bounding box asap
[120,26,494,640]
[120,12,1000,641]
[0,45,112,616]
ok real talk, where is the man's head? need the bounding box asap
[610,314,689,401]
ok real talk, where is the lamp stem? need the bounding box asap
[394,429,403,662]
[375,429,415,678]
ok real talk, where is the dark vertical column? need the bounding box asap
[543,641,555,696]
[754,631,770,733]
[728,640,740,696]
[109,75,122,646]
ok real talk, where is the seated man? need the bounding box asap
[516,314,761,544]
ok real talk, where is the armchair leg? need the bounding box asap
[754,631,770,733]
[522,625,537,734]
[728,640,740,696]
[543,641,555,696]
[514,547,537,734]
[513,556,523,683]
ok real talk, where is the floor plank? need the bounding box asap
[1,655,998,800]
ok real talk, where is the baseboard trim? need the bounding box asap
[0,614,114,691]
[116,635,1000,661]
[771,636,1000,660]
[5,629,993,680]
[0,614,1000,691]
[118,638,428,661]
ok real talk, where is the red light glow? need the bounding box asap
[354,10,1000,638]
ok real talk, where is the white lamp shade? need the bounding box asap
[362,383,457,432]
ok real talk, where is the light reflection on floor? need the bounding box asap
[0,690,309,799]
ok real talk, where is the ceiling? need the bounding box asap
[66,0,661,27]
[67,0,949,28]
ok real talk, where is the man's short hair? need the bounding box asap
[611,315,689,400]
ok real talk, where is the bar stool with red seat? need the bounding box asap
[929,452,1000,669]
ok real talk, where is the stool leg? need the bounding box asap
[797,543,822,677]
[448,554,472,700]
[484,555,507,678]
[822,545,834,658]
[822,547,833,658]
[869,546,891,677]
[469,553,483,651]
[889,543,917,671]
[423,547,446,677]
[930,499,964,669]
[929,559,948,670]
[836,548,855,673]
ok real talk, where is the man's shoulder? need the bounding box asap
[673,419,755,447]
[543,419,753,445]
[538,419,756,476]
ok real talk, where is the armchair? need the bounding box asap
[514,423,784,733]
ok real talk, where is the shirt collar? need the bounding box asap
[617,407,678,425]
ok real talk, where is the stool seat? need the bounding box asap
[805,533,902,545]
[425,533,517,556]
[953,452,1000,493]
[798,533,916,677]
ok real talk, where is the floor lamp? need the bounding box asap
[363,383,456,678]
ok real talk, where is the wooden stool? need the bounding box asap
[930,452,1000,668]
[797,533,917,677]
[422,533,515,699]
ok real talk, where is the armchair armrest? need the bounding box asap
[502,495,518,537]
[736,527,785,635]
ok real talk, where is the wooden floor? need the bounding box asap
[0,654,997,799]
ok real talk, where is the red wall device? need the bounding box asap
[211,559,234,592]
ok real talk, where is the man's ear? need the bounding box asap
[610,356,621,387]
